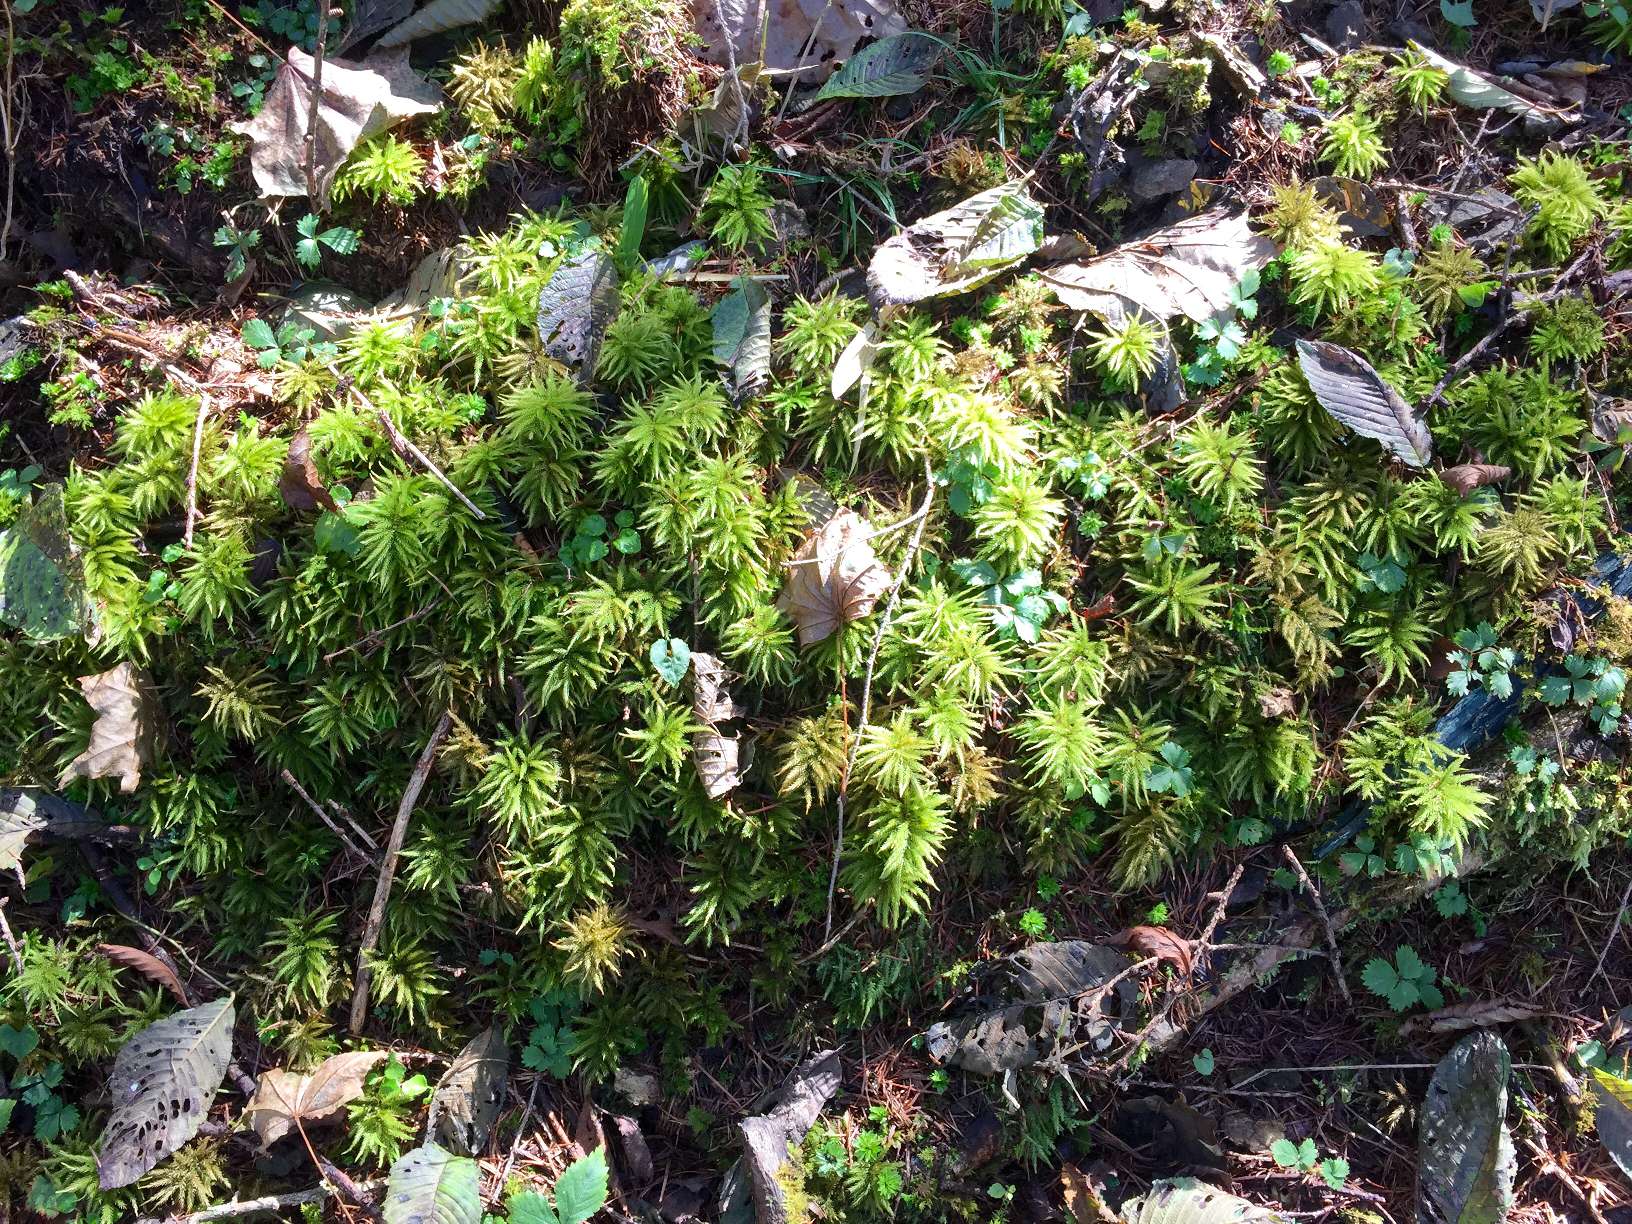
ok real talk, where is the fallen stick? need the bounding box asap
[152,1177,383,1224]
[1281,843,1352,1004]
[349,711,453,1034]
[182,393,212,548]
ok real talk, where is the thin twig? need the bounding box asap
[349,711,453,1034]
[0,0,18,260]
[167,1179,384,1223]
[1425,247,1594,405]
[823,456,936,940]
[1281,844,1352,1003]
[493,1078,540,1200]
[280,768,375,858]
[784,482,936,568]
[1590,866,1632,984]
[323,599,444,664]
[183,390,213,548]
[304,6,335,207]
[331,370,487,519]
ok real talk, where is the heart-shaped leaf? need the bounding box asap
[650,638,692,686]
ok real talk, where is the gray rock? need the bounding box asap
[1130,157,1197,201]
[1326,0,1368,48]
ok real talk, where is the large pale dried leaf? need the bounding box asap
[279,428,340,514]
[867,183,1044,307]
[694,730,742,799]
[383,1142,482,1224]
[1119,1178,1291,1223]
[1296,339,1432,468]
[1040,208,1276,325]
[97,944,191,1006]
[776,509,892,647]
[59,663,161,795]
[426,1028,508,1156]
[695,0,906,84]
[1409,43,1573,125]
[0,485,86,642]
[711,277,772,399]
[740,1051,841,1224]
[1418,1030,1515,1224]
[376,0,502,47]
[537,248,620,374]
[245,1051,387,1150]
[1439,464,1511,497]
[98,997,235,1189]
[228,49,440,204]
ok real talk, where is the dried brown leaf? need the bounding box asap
[426,1028,508,1156]
[1105,925,1193,976]
[1399,999,1545,1037]
[1257,687,1297,719]
[776,510,892,647]
[279,428,340,514]
[244,1051,388,1150]
[691,653,742,725]
[59,663,160,795]
[694,0,907,85]
[97,944,191,1006]
[1438,464,1512,497]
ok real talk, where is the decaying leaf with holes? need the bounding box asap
[59,663,162,795]
[98,997,235,1189]
[383,1141,482,1224]
[694,0,907,84]
[776,510,893,647]
[537,247,620,375]
[426,1028,509,1156]
[1417,1030,1516,1224]
[1296,339,1433,468]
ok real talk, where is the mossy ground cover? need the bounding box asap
[3,0,1632,1219]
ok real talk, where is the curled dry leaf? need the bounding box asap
[229,49,441,205]
[831,319,878,398]
[1257,687,1297,719]
[59,663,161,795]
[376,0,501,47]
[1439,464,1512,497]
[1105,925,1194,976]
[776,509,893,647]
[694,730,742,800]
[1041,208,1276,325]
[279,428,340,514]
[245,1051,388,1150]
[1398,998,1544,1038]
[1408,42,1575,126]
[694,0,907,85]
[692,653,743,725]
[426,1027,509,1156]
[1296,339,1432,469]
[97,944,191,1006]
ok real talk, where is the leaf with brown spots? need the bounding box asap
[1438,464,1511,497]
[1106,925,1194,976]
[279,428,339,514]
[97,944,191,1006]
